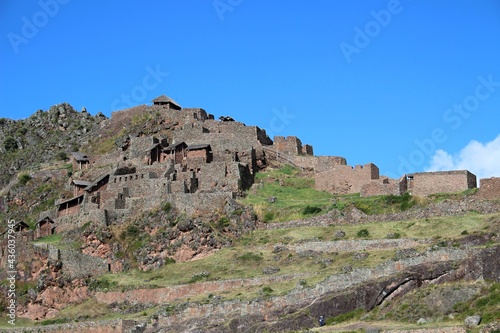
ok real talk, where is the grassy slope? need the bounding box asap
[0,164,498,330]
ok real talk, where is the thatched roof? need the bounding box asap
[164,142,187,151]
[145,142,162,152]
[56,194,84,207]
[71,180,92,187]
[152,95,181,108]
[71,152,89,162]
[187,144,211,150]
[36,215,55,225]
[84,174,110,191]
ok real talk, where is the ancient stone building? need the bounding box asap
[71,152,89,171]
[273,136,313,156]
[360,175,408,197]
[408,170,477,196]
[477,177,500,199]
[71,180,92,197]
[315,163,380,194]
[56,195,84,217]
[36,216,55,239]
[152,94,181,110]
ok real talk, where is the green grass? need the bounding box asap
[243,164,479,223]
[33,233,62,245]
[453,282,500,324]
[88,212,496,296]
[243,165,337,222]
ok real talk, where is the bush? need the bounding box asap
[263,211,275,222]
[18,173,31,185]
[121,224,139,239]
[387,232,401,239]
[237,252,263,262]
[56,151,68,161]
[41,318,70,326]
[162,202,172,212]
[262,286,273,294]
[3,137,17,152]
[188,271,210,283]
[357,229,370,238]
[302,205,322,215]
[217,216,230,229]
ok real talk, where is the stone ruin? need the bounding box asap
[48,94,498,232]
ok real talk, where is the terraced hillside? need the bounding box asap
[1,161,499,333]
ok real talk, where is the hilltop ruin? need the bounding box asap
[38,94,499,234]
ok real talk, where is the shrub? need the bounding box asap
[357,229,370,238]
[121,224,139,239]
[237,252,263,262]
[18,173,31,185]
[262,286,273,294]
[302,206,322,215]
[387,232,401,239]
[217,216,230,229]
[164,257,176,265]
[162,202,172,212]
[56,151,68,161]
[3,137,17,152]
[263,211,275,222]
[188,271,210,283]
[41,318,70,326]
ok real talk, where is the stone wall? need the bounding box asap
[274,136,302,155]
[129,136,159,159]
[360,175,408,197]
[315,163,380,194]
[410,170,477,196]
[382,328,466,333]
[58,247,109,279]
[166,192,234,216]
[477,177,500,199]
[291,238,428,253]
[1,319,125,333]
[154,248,475,329]
[95,274,301,305]
[55,208,108,232]
[172,122,266,156]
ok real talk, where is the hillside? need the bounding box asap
[0,101,499,333]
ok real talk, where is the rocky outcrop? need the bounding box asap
[0,103,107,186]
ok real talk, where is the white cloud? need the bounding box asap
[426,134,500,179]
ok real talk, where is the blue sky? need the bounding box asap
[1,1,500,179]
